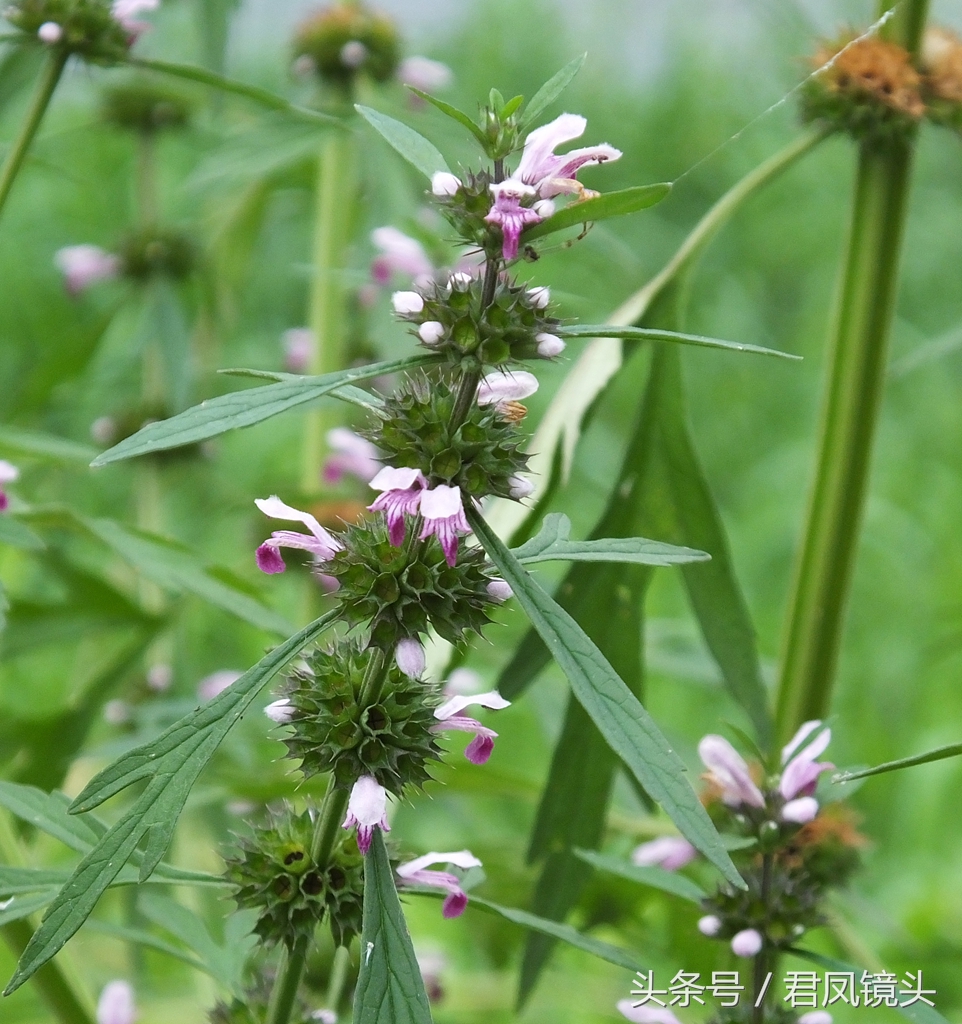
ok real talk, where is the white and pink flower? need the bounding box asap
[630,836,697,871]
[55,245,120,296]
[395,637,426,679]
[112,0,159,39]
[418,484,469,567]
[697,734,765,809]
[397,56,454,93]
[780,720,834,803]
[96,980,136,1024]
[395,850,481,918]
[431,691,510,764]
[322,428,380,485]
[254,496,342,574]
[0,460,19,512]
[371,227,434,287]
[368,466,427,546]
[282,328,313,372]
[476,370,539,412]
[342,775,390,854]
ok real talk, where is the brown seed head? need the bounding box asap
[813,34,925,118]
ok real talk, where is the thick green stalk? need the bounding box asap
[301,131,356,494]
[774,0,930,742]
[0,49,67,223]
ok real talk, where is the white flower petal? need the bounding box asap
[435,690,511,721]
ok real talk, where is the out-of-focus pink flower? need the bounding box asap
[322,428,380,485]
[112,0,159,40]
[698,734,765,808]
[630,836,697,871]
[616,1002,682,1024]
[780,720,834,801]
[146,663,173,692]
[0,460,19,512]
[197,670,242,702]
[55,245,120,295]
[372,228,433,287]
[397,56,454,92]
[96,980,136,1024]
[282,328,313,372]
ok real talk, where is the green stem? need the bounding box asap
[774,0,930,743]
[264,937,309,1024]
[136,131,158,228]
[323,944,352,1014]
[301,130,356,494]
[0,813,96,1024]
[0,49,67,224]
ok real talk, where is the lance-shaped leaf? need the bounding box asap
[0,864,224,897]
[91,353,439,466]
[522,184,671,242]
[512,513,707,567]
[834,741,962,783]
[355,105,450,180]
[4,611,337,995]
[558,324,800,360]
[789,949,949,1024]
[0,892,57,927]
[522,53,587,127]
[406,89,487,146]
[353,830,433,1024]
[574,849,707,904]
[129,58,340,126]
[468,508,743,889]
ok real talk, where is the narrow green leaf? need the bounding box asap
[512,512,708,567]
[468,509,743,889]
[5,612,336,994]
[85,920,207,975]
[789,949,950,1024]
[0,868,72,896]
[0,425,97,463]
[470,896,645,974]
[0,783,102,854]
[353,830,433,1024]
[406,88,487,146]
[218,370,385,412]
[522,53,587,126]
[0,514,44,551]
[834,742,962,783]
[0,891,57,927]
[573,848,707,904]
[91,354,438,465]
[355,105,450,180]
[128,57,340,126]
[558,324,800,360]
[522,184,671,242]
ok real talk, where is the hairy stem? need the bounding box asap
[301,131,356,494]
[0,49,67,224]
[774,0,930,742]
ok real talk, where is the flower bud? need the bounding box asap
[265,698,295,724]
[730,928,763,957]
[392,290,424,314]
[486,579,513,602]
[527,285,550,308]
[312,1011,338,1024]
[533,199,556,218]
[431,171,462,196]
[146,663,173,692]
[339,39,368,68]
[536,332,565,357]
[447,271,473,292]
[508,475,534,499]
[395,637,426,679]
[697,914,722,936]
[781,796,819,823]
[418,321,445,346]
[38,21,63,43]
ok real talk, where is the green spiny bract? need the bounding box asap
[282,640,443,794]
[8,0,133,63]
[398,268,562,368]
[328,517,495,649]
[293,2,399,87]
[101,79,194,134]
[225,806,364,949]
[371,375,529,500]
[119,228,197,281]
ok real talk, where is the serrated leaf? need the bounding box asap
[92,354,438,465]
[789,949,950,1024]
[512,513,708,567]
[129,57,340,126]
[0,425,97,463]
[470,896,645,974]
[468,509,742,890]
[0,514,44,551]
[5,611,336,995]
[522,184,670,242]
[353,830,433,1024]
[574,848,707,903]
[522,53,587,126]
[355,105,449,181]
[834,742,962,783]
[558,324,800,360]
[406,89,487,146]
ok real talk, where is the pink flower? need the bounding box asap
[371,227,434,287]
[432,691,510,764]
[616,1003,682,1024]
[112,0,158,39]
[397,56,454,93]
[395,850,481,918]
[515,112,622,199]
[485,180,541,260]
[698,734,765,809]
[197,670,242,701]
[254,496,342,574]
[781,796,819,824]
[780,721,833,801]
[342,776,390,854]
[55,245,120,295]
[476,370,539,412]
[0,460,19,512]
[731,928,763,957]
[630,836,697,871]
[282,328,313,372]
[322,428,380,485]
[368,466,427,547]
[418,484,470,566]
[96,980,136,1024]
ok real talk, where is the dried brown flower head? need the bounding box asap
[813,34,925,118]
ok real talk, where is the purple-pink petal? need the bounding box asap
[442,891,468,918]
[464,733,495,765]
[256,544,286,574]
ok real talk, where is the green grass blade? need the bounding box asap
[353,830,433,1024]
[355,105,450,180]
[91,354,437,466]
[468,508,743,889]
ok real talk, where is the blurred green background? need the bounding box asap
[1,0,962,1020]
